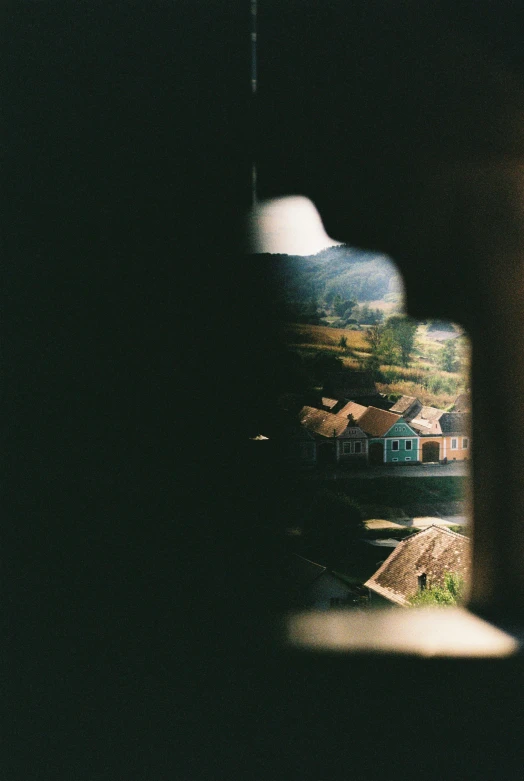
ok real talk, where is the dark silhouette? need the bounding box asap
[4,2,524,780]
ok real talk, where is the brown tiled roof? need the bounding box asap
[358,406,401,437]
[298,406,351,438]
[336,401,368,421]
[389,395,420,415]
[365,526,470,606]
[321,397,339,410]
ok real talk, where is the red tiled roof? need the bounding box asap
[336,401,368,421]
[358,406,401,437]
[298,406,351,438]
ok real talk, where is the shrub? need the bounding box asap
[408,572,465,607]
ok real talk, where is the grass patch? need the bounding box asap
[283,323,368,350]
[317,476,467,506]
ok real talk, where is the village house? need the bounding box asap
[364,525,470,606]
[357,406,420,465]
[439,412,471,461]
[291,395,472,468]
[283,554,358,610]
[298,405,368,465]
[406,405,445,462]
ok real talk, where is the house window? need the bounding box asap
[463,438,469,449]
[392,457,398,462]
[392,440,399,451]
[354,441,362,454]
[405,457,411,461]
[342,441,352,454]
[405,440,412,450]
[418,574,427,591]
[451,438,458,450]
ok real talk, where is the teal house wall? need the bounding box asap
[383,420,419,463]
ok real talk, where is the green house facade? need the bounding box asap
[383,420,419,463]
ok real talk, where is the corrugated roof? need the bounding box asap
[336,401,368,421]
[298,406,351,438]
[439,412,471,435]
[358,406,401,437]
[365,526,470,606]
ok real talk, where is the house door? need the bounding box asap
[422,441,440,463]
[369,442,384,465]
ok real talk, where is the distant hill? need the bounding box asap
[253,245,403,306]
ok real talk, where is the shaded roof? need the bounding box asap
[286,554,327,591]
[358,406,401,437]
[365,526,470,606]
[282,555,356,609]
[298,406,351,438]
[336,401,368,421]
[389,395,420,416]
[439,412,471,435]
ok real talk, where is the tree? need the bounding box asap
[408,572,465,606]
[365,324,383,352]
[333,294,357,319]
[439,338,460,372]
[384,315,418,366]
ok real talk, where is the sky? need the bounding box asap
[249,195,342,255]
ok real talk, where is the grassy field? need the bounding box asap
[282,321,470,409]
[282,323,368,350]
[325,475,467,506]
